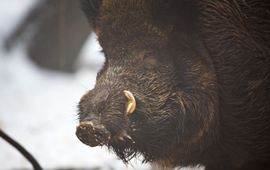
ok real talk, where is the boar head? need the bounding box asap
[76,0,218,166]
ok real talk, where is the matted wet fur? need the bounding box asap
[77,0,270,169]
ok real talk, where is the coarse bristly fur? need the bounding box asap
[77,0,270,169]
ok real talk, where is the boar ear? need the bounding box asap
[80,0,102,27]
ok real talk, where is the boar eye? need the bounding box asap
[142,53,157,69]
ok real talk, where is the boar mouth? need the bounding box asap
[76,120,136,150]
[76,90,137,147]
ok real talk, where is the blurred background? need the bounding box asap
[0,0,151,169]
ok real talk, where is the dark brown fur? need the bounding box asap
[77,0,270,169]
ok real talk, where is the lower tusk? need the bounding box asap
[123,90,136,115]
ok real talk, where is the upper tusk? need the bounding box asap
[123,90,136,115]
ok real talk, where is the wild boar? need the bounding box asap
[76,0,270,169]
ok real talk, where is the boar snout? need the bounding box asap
[76,120,111,147]
[77,89,138,147]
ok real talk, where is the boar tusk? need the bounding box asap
[123,90,136,115]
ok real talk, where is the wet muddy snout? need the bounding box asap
[76,90,137,147]
[76,120,111,147]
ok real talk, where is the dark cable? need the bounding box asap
[0,129,42,170]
